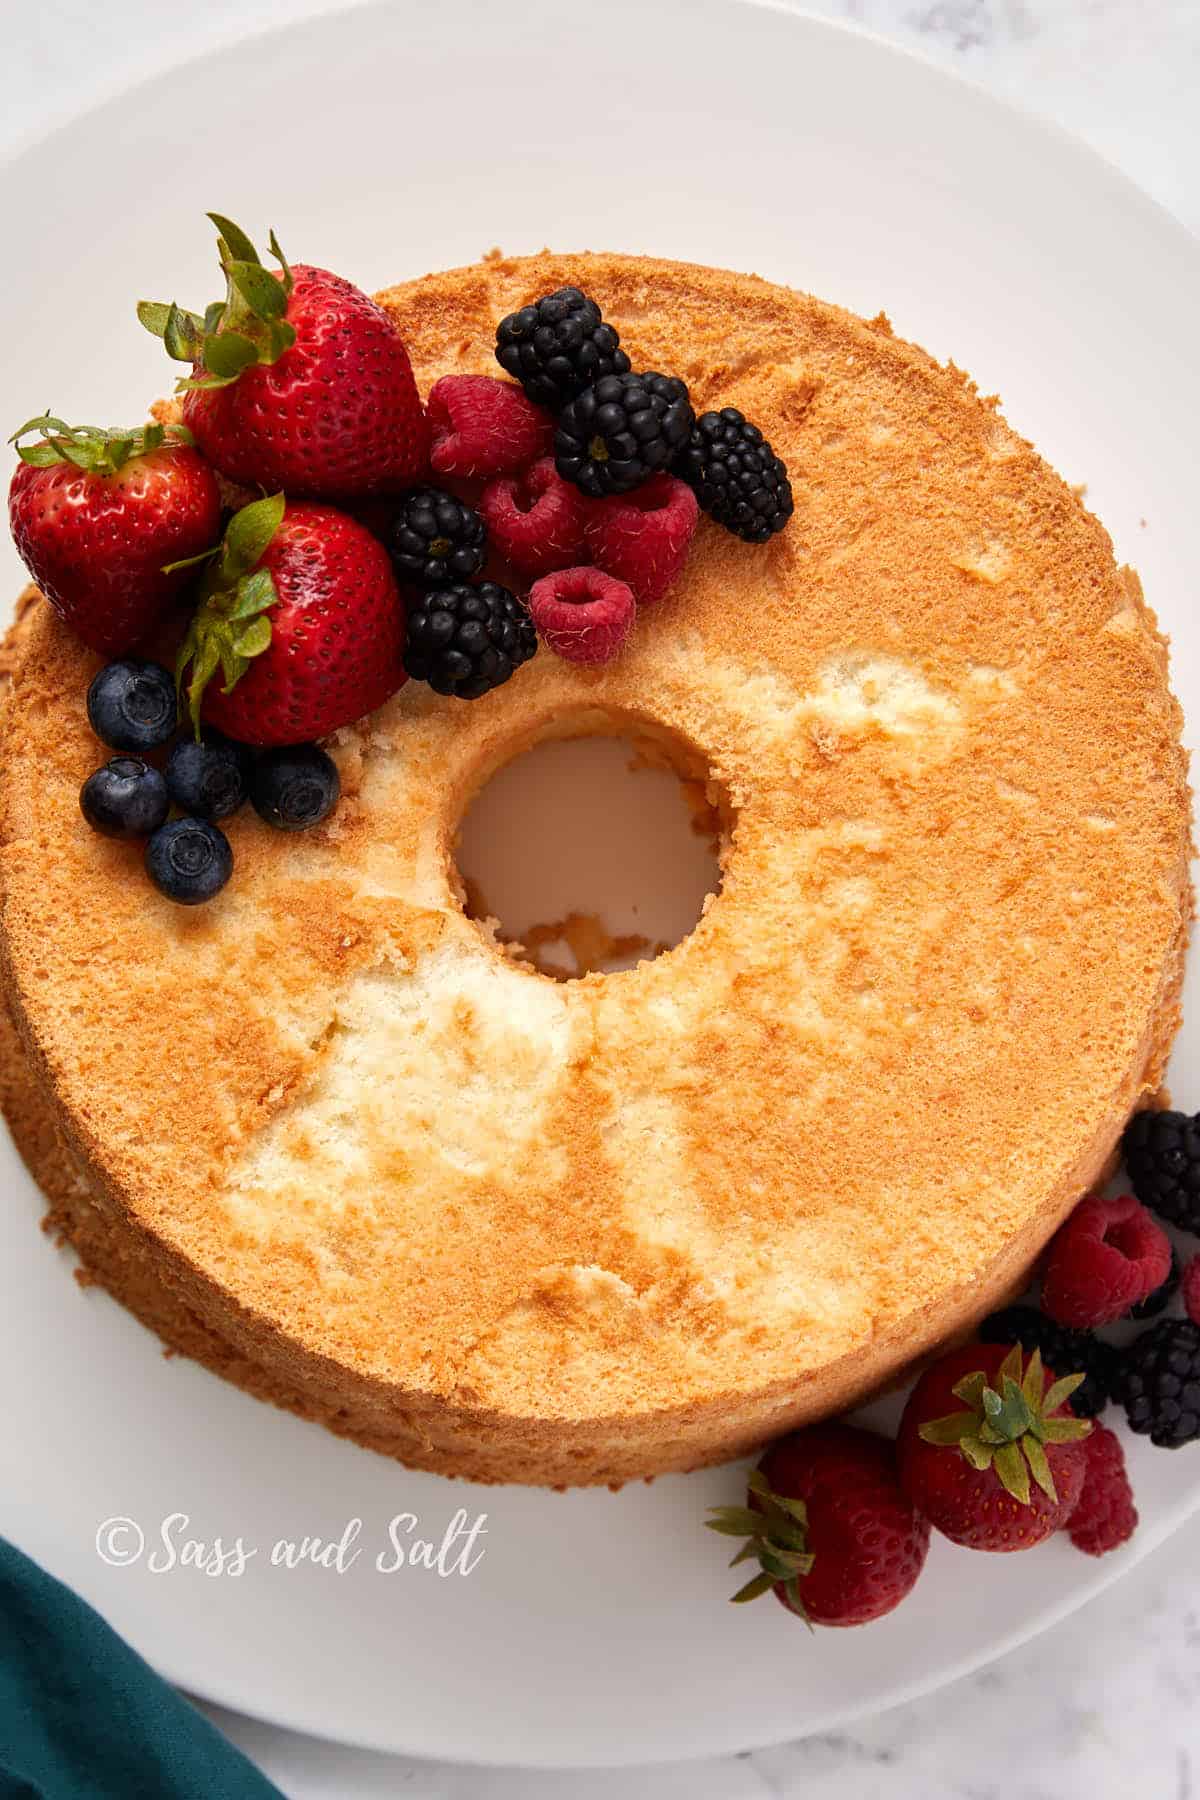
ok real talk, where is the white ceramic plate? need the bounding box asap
[3,0,1200,1769]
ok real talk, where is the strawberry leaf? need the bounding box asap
[706,1510,761,1538]
[951,1371,988,1409]
[9,414,191,475]
[932,1342,1092,1511]
[731,1571,777,1605]
[207,213,261,266]
[262,318,298,361]
[992,1440,1030,1505]
[164,302,204,363]
[708,1472,815,1612]
[267,228,294,295]
[1021,1348,1047,1409]
[1040,1416,1093,1445]
[1042,1372,1086,1416]
[227,568,277,624]
[227,259,288,321]
[1023,1434,1057,1503]
[176,495,283,734]
[959,1435,995,1473]
[202,331,259,381]
[221,493,285,580]
[137,300,205,355]
[918,1410,978,1447]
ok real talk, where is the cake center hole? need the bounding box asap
[455,733,724,980]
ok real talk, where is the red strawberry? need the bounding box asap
[8,415,221,656]
[897,1341,1091,1552]
[479,457,589,577]
[176,493,405,747]
[138,215,429,499]
[1066,1422,1138,1557]
[585,472,699,604]
[1042,1193,1172,1328]
[528,566,635,665]
[708,1423,930,1627]
[427,375,554,479]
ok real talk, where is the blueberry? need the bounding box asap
[87,660,178,752]
[80,758,169,839]
[165,733,253,821]
[145,818,233,905]
[251,744,340,832]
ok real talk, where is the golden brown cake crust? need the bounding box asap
[0,252,1191,1485]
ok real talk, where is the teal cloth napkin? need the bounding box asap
[0,1538,284,1799]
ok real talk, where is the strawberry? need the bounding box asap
[896,1341,1091,1552]
[175,492,406,747]
[707,1423,930,1627]
[8,415,221,656]
[138,214,429,499]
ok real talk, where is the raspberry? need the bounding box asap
[427,375,554,479]
[528,566,635,666]
[478,458,589,578]
[1183,1255,1200,1327]
[1041,1193,1172,1328]
[584,473,699,605]
[1066,1423,1137,1556]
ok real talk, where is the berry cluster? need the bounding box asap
[705,1099,1200,1635]
[10,234,799,914]
[381,283,796,686]
[80,657,339,904]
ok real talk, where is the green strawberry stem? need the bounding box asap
[706,1469,816,1624]
[918,1344,1091,1505]
[137,213,297,394]
[175,492,285,737]
[8,414,193,474]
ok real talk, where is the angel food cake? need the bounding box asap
[0,244,1190,1486]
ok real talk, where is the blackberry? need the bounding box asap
[496,286,631,412]
[1117,1318,1200,1447]
[1130,1246,1182,1320]
[1123,1109,1200,1233]
[404,582,537,700]
[978,1305,1115,1419]
[676,407,794,543]
[388,488,486,589]
[555,371,694,498]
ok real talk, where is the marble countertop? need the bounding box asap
[3,2,1199,1794]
